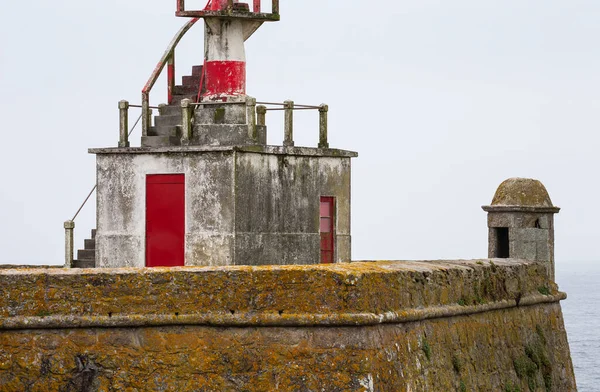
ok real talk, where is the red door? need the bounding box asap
[146,174,185,267]
[320,196,335,263]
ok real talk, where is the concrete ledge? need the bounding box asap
[89,145,358,158]
[0,259,559,330]
[482,205,561,213]
[0,292,565,330]
[0,265,61,269]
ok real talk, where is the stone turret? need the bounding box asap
[482,178,560,281]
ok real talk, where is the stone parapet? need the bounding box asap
[0,260,560,330]
[0,260,576,391]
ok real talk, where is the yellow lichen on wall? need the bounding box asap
[0,260,576,391]
[0,304,575,391]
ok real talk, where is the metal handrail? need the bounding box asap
[177,0,280,18]
[129,104,160,109]
[64,112,142,268]
[257,102,321,109]
[262,107,317,111]
[71,185,97,223]
[178,98,330,149]
[255,101,329,148]
[141,17,200,136]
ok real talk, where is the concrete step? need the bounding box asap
[173,85,197,96]
[77,249,95,260]
[233,2,249,11]
[148,125,180,138]
[73,259,95,268]
[155,114,182,127]
[84,239,95,250]
[171,94,197,104]
[192,65,203,77]
[194,102,247,125]
[182,75,201,88]
[141,135,181,148]
[73,228,96,268]
[159,105,182,116]
[193,123,266,146]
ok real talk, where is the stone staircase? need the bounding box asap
[142,65,203,148]
[74,229,96,268]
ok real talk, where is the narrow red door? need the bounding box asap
[146,174,185,267]
[320,196,335,263]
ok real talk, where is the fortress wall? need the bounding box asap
[0,260,576,391]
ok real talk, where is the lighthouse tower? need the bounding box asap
[202,0,251,101]
[76,1,357,268]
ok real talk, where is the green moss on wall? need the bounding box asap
[422,336,432,361]
[513,324,554,392]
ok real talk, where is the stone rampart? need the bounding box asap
[0,260,576,391]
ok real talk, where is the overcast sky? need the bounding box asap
[1,0,598,268]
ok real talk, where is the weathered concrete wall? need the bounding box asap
[235,152,352,264]
[95,149,236,268]
[0,260,576,391]
[92,146,356,267]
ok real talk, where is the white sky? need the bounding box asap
[1,0,599,267]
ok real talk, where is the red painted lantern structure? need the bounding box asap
[176,0,280,101]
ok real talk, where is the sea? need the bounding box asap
[556,262,600,392]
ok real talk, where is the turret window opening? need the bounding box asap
[494,227,509,258]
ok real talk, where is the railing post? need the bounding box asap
[181,98,192,146]
[318,104,329,149]
[142,93,150,136]
[246,97,257,140]
[177,0,185,13]
[284,100,294,147]
[227,0,234,11]
[167,54,175,105]
[257,105,267,126]
[118,100,130,148]
[158,103,167,116]
[64,220,75,268]
[272,0,279,15]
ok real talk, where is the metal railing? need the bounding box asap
[141,17,200,137]
[65,1,287,266]
[255,100,329,148]
[64,107,143,268]
[176,0,280,18]
[119,101,159,147]
[176,98,330,148]
[141,0,280,137]
[68,97,330,266]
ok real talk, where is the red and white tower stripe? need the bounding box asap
[203,0,247,101]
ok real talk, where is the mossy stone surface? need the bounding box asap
[491,178,554,207]
[0,261,576,391]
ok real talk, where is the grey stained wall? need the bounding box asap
[234,152,352,265]
[486,211,556,281]
[92,146,356,268]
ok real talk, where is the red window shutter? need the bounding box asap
[320,196,335,263]
[146,174,185,267]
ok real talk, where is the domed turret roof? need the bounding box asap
[490,178,554,207]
